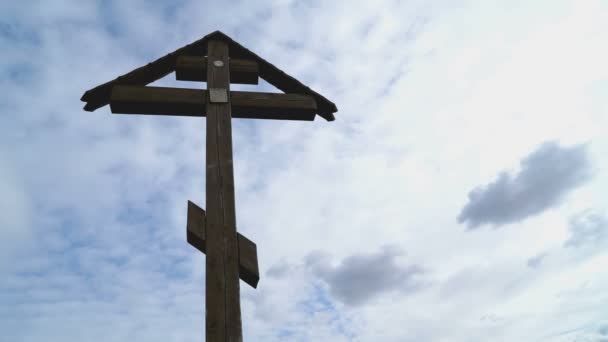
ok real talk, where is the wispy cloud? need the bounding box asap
[564,210,608,250]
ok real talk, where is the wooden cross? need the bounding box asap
[80,31,337,341]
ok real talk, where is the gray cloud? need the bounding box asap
[526,253,547,269]
[266,260,292,278]
[458,141,592,229]
[306,246,426,306]
[0,153,31,271]
[564,210,607,249]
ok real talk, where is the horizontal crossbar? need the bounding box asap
[176,56,259,85]
[110,85,317,121]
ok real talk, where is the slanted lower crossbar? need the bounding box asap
[187,201,259,288]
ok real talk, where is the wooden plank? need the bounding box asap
[176,56,259,85]
[258,63,336,121]
[206,39,243,342]
[186,201,260,289]
[80,36,207,112]
[237,234,260,289]
[110,85,205,116]
[205,50,225,342]
[231,91,316,121]
[186,200,206,253]
[205,113,225,340]
[110,85,316,120]
[210,39,243,342]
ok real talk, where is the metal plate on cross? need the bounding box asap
[209,88,228,103]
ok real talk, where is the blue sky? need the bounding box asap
[1,1,607,341]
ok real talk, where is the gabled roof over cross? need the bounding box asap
[80,30,337,121]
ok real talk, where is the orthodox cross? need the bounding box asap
[80,31,337,341]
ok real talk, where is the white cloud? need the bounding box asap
[1,0,607,341]
[564,210,608,250]
[0,151,31,271]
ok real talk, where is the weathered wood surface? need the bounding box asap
[205,58,226,342]
[81,31,337,121]
[231,91,316,120]
[186,201,260,289]
[235,233,259,290]
[110,85,205,116]
[186,200,207,251]
[110,85,317,120]
[205,39,243,342]
[176,56,259,85]
[80,37,206,112]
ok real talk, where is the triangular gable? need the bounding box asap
[80,30,337,121]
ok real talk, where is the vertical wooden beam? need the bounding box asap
[205,41,225,340]
[205,39,242,341]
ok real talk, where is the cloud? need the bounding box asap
[564,210,607,249]
[458,141,592,229]
[306,246,426,306]
[266,260,291,278]
[0,152,31,271]
[565,320,608,342]
[526,253,547,269]
[600,323,608,341]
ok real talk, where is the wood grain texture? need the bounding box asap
[110,85,205,116]
[205,111,225,340]
[237,234,259,289]
[176,56,259,85]
[211,40,243,342]
[110,85,316,120]
[80,34,207,112]
[186,200,207,253]
[186,201,260,289]
[205,47,225,341]
[231,91,316,120]
[206,39,243,342]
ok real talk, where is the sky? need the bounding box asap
[1,0,607,341]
